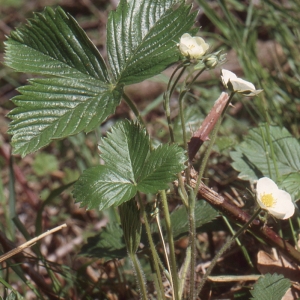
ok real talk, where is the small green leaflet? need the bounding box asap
[250,273,290,300]
[230,124,300,199]
[73,120,186,210]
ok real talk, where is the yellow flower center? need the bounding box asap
[188,44,195,49]
[261,193,276,207]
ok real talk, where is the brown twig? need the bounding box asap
[0,224,67,263]
[188,92,229,161]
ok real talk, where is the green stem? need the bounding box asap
[130,253,148,300]
[179,246,191,298]
[122,92,145,126]
[179,92,188,150]
[289,218,299,251]
[160,190,179,300]
[179,67,206,151]
[185,67,206,91]
[164,66,187,143]
[138,194,166,300]
[155,207,173,299]
[222,215,254,269]
[168,65,186,98]
[188,188,196,299]
[196,208,262,297]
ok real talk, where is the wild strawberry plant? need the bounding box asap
[4,0,300,299]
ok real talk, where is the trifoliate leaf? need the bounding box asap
[5,7,120,156]
[250,273,290,300]
[230,124,300,198]
[80,223,127,261]
[107,0,197,85]
[74,120,186,210]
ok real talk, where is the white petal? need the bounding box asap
[272,190,295,219]
[194,37,209,52]
[256,177,278,195]
[283,203,295,219]
[256,177,295,219]
[266,208,287,219]
[230,78,256,92]
[179,34,208,59]
[221,69,237,88]
[181,33,192,40]
[256,177,278,210]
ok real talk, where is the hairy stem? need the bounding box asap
[188,188,196,299]
[122,92,145,126]
[138,194,166,300]
[130,253,148,300]
[164,66,187,143]
[160,190,179,300]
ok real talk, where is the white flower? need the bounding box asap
[221,69,263,96]
[256,177,295,219]
[178,33,209,59]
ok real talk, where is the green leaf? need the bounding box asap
[107,0,197,85]
[7,78,122,156]
[74,120,186,210]
[5,7,108,81]
[137,144,187,193]
[171,200,218,240]
[100,120,150,182]
[250,273,290,300]
[5,7,120,156]
[230,124,300,198]
[280,173,300,200]
[73,165,137,210]
[80,223,127,261]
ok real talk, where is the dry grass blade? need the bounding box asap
[0,223,67,263]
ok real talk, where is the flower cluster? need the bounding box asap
[256,177,294,219]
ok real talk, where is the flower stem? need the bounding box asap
[187,187,196,299]
[164,65,187,143]
[137,194,166,300]
[122,92,145,126]
[196,208,262,297]
[129,253,148,300]
[160,190,179,300]
[222,215,254,270]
